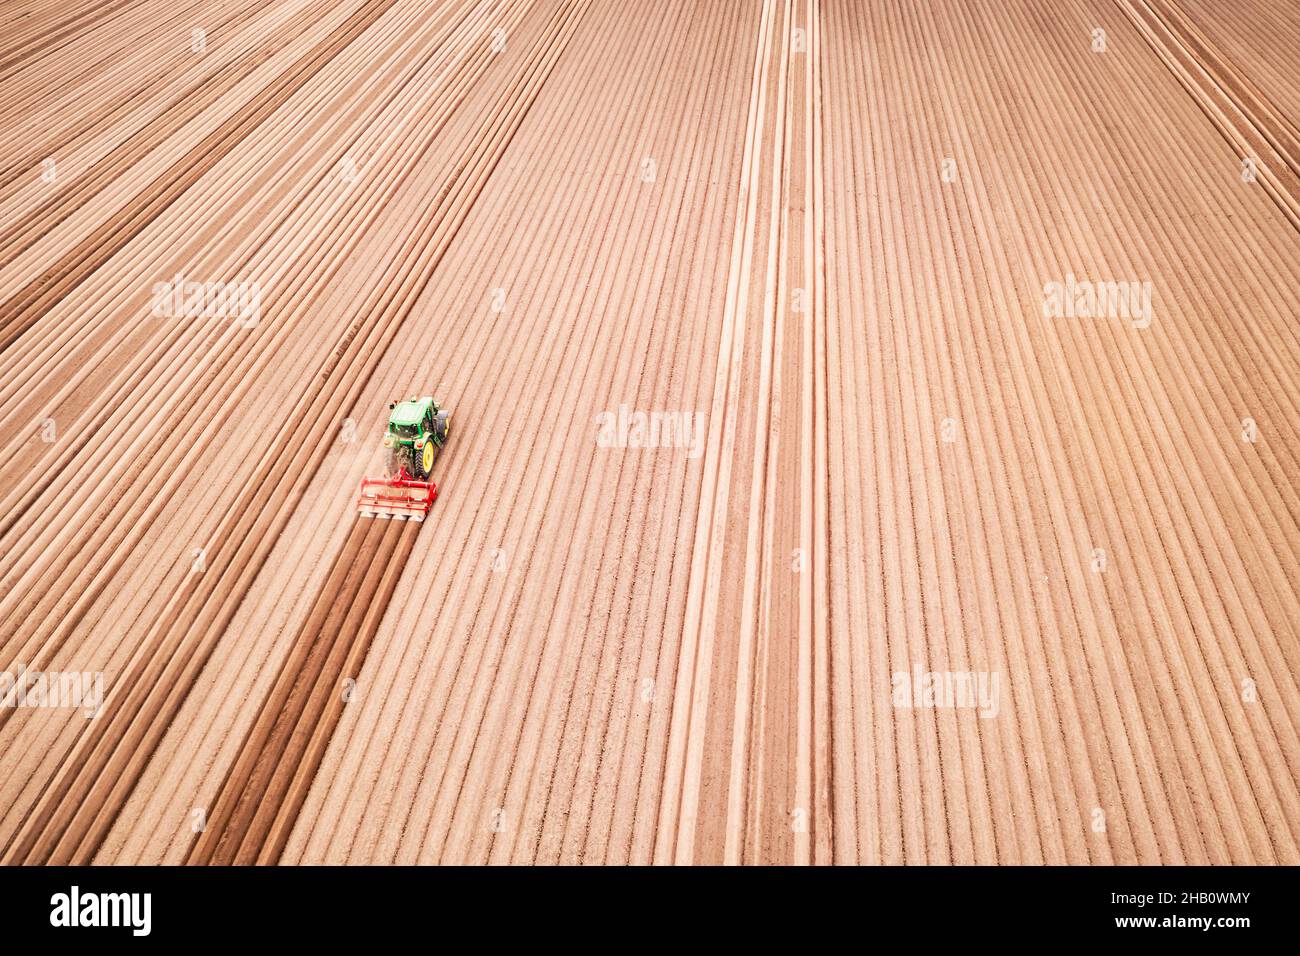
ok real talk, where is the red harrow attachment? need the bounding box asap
[356,468,437,521]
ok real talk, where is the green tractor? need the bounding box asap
[382,396,450,480]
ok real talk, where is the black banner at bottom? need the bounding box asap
[0,865,1285,944]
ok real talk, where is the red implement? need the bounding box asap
[356,467,437,520]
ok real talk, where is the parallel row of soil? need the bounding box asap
[0,0,1296,864]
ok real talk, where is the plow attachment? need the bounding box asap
[357,469,437,520]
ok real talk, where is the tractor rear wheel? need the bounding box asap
[415,440,436,480]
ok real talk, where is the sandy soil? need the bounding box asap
[0,0,1297,865]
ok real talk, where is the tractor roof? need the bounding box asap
[389,398,432,425]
